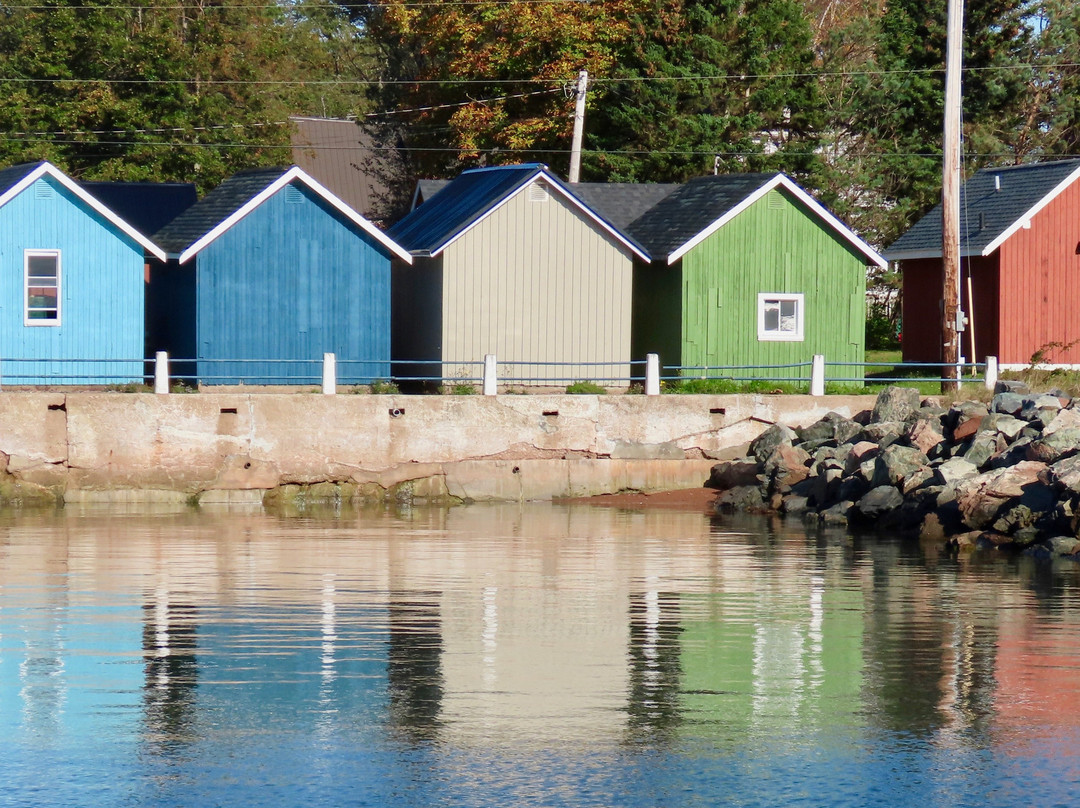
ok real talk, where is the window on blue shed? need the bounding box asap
[757,293,803,341]
[25,250,60,326]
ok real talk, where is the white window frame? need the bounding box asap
[24,249,61,327]
[757,292,803,342]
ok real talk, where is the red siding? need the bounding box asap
[901,255,1000,364]
[901,258,944,362]
[998,177,1080,365]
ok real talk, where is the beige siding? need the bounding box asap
[442,182,634,385]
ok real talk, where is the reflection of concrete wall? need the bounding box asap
[0,392,875,503]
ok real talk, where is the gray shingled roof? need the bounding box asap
[885,159,1080,259]
[0,162,45,198]
[153,167,289,255]
[625,173,780,260]
[568,183,680,231]
[413,179,450,209]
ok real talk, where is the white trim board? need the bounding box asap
[423,167,650,262]
[177,165,413,264]
[665,174,887,268]
[0,162,167,261]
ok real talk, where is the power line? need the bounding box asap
[0,133,1059,161]
[3,63,1079,87]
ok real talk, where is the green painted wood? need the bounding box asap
[674,189,867,380]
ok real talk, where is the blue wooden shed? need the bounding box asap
[151,166,412,385]
[0,161,166,385]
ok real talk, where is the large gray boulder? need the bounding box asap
[854,485,905,520]
[871,386,922,424]
[872,444,930,488]
[749,423,798,466]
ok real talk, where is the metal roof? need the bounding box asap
[80,181,197,238]
[290,116,404,221]
[884,159,1080,260]
[388,164,649,260]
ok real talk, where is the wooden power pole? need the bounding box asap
[941,0,964,395]
[568,70,588,183]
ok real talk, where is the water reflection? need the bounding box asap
[0,504,1079,806]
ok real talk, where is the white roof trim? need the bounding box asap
[0,161,167,261]
[665,174,886,268]
[426,167,650,261]
[177,165,412,264]
[979,162,1080,256]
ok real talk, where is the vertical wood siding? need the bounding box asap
[440,185,635,384]
[0,176,144,384]
[678,190,867,380]
[195,182,392,384]
[998,178,1080,365]
[900,256,1000,364]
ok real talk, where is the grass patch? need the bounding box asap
[366,379,399,394]
[663,378,808,395]
[566,380,607,394]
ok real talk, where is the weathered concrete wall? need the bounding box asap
[0,392,877,505]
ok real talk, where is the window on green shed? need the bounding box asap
[757,293,802,341]
[25,250,61,326]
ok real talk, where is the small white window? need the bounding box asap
[757,293,803,341]
[25,250,61,326]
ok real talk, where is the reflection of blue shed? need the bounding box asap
[151,166,411,385]
[0,162,166,385]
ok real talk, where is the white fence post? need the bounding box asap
[483,354,497,396]
[984,355,998,391]
[810,354,825,397]
[322,352,337,395]
[154,351,170,395]
[645,353,660,396]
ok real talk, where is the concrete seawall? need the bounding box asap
[0,392,878,506]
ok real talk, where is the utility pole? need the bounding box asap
[941,0,964,395]
[568,69,588,183]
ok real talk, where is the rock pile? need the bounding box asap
[708,384,1080,557]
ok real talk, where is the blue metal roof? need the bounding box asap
[388,164,551,255]
[81,181,197,239]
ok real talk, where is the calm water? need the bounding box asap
[2,503,1080,807]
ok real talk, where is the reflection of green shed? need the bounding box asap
[679,583,864,741]
[627,174,885,379]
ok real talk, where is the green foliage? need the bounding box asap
[663,378,805,394]
[585,0,823,182]
[566,381,607,394]
[368,379,399,394]
[865,310,901,350]
[450,383,477,395]
[0,0,372,191]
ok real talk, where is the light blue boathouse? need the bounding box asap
[0,161,166,385]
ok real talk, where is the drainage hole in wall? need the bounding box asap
[710,407,726,415]
[244,462,252,470]
[512,466,521,474]
[389,408,405,418]
[220,407,238,415]
[542,410,559,417]
[48,403,66,412]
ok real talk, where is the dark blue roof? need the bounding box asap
[625,173,780,260]
[81,181,197,239]
[154,167,290,255]
[389,164,553,254]
[885,159,1080,258]
[0,162,47,197]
